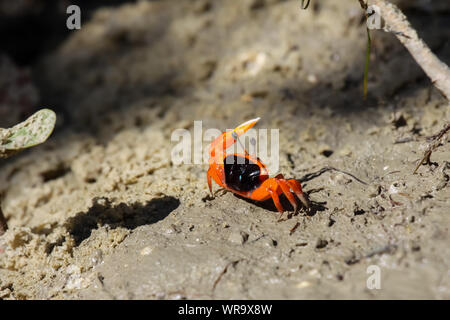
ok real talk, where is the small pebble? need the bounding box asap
[307,74,318,84]
[140,246,153,256]
[368,185,381,197]
[296,281,312,289]
[228,230,249,245]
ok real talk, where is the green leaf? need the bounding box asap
[0,108,56,157]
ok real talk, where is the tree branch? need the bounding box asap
[372,0,450,99]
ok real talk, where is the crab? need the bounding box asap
[207,118,309,216]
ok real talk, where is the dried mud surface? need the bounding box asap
[0,0,449,299]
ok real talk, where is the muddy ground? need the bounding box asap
[0,0,449,299]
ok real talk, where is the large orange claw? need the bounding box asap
[209,117,260,162]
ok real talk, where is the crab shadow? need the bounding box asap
[66,196,180,246]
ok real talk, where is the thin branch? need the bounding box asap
[300,0,310,10]
[363,27,372,99]
[0,206,7,236]
[300,166,368,185]
[358,0,368,11]
[413,123,450,174]
[212,260,240,292]
[356,1,372,99]
[372,0,450,99]
[289,221,300,235]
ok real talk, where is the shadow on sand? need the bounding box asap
[66,195,180,246]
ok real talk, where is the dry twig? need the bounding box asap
[0,206,7,236]
[289,221,300,235]
[300,166,368,185]
[372,0,450,99]
[413,123,450,174]
[212,260,240,293]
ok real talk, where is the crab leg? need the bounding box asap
[277,179,298,213]
[268,187,284,214]
[287,179,310,209]
[207,165,224,197]
[207,168,213,196]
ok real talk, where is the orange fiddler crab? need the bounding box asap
[207,118,310,216]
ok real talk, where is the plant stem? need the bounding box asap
[364,27,371,99]
[0,205,7,236]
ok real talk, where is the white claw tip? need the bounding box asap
[238,117,260,128]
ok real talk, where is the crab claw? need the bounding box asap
[232,117,260,138]
[209,117,260,160]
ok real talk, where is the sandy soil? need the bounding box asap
[0,0,449,299]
